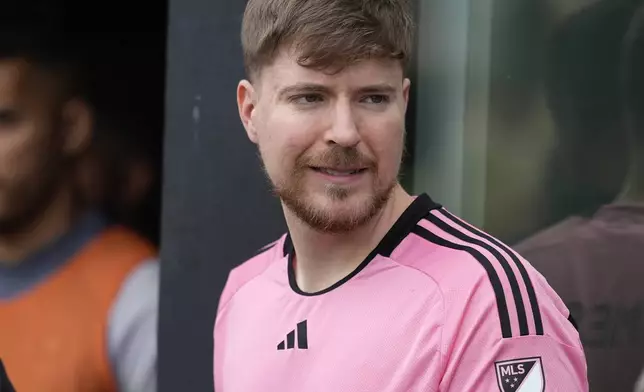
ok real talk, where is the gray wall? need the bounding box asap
[158,0,286,390]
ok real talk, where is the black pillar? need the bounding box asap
[158,0,286,390]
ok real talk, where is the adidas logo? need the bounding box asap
[277,320,308,350]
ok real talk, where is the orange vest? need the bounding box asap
[0,226,156,392]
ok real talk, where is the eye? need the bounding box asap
[291,94,324,104]
[0,108,20,128]
[361,95,390,104]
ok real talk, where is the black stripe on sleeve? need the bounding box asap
[425,214,530,336]
[437,209,544,335]
[411,225,513,339]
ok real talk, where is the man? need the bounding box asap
[537,0,635,230]
[76,110,160,245]
[75,33,164,246]
[516,3,644,392]
[0,29,158,391]
[214,0,588,390]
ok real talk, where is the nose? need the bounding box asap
[324,99,360,147]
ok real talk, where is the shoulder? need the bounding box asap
[512,217,590,281]
[392,207,525,297]
[409,211,588,391]
[108,259,159,336]
[513,217,586,256]
[114,259,160,308]
[227,236,285,289]
[216,235,287,316]
[77,226,157,274]
[108,259,159,331]
[68,227,157,309]
[108,259,159,392]
[390,208,576,341]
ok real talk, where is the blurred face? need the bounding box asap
[0,59,69,232]
[238,51,410,233]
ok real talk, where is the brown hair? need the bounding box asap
[241,0,414,79]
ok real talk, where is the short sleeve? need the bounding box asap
[108,259,159,392]
[214,271,236,392]
[442,335,587,391]
[437,269,588,391]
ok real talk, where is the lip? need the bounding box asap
[309,167,368,184]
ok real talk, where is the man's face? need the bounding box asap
[239,51,410,233]
[0,59,67,232]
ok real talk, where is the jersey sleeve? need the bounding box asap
[213,242,283,392]
[214,270,237,392]
[440,334,587,391]
[437,270,588,392]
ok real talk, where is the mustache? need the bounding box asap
[297,146,375,169]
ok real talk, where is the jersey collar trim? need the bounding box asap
[283,193,442,296]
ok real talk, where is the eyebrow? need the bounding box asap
[0,107,18,117]
[276,83,330,100]
[355,84,397,95]
[276,83,398,100]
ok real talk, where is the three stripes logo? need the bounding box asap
[277,320,308,350]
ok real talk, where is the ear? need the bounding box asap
[402,78,411,111]
[237,79,259,143]
[121,158,154,206]
[61,99,93,156]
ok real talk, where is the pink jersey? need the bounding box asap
[214,194,588,391]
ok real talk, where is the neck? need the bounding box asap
[0,186,78,265]
[284,185,414,293]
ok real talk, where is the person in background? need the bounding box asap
[75,111,161,246]
[539,0,637,227]
[0,28,158,392]
[75,33,165,247]
[516,2,644,392]
[213,0,587,390]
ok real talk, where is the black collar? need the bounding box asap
[283,193,441,296]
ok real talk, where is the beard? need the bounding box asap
[0,182,62,235]
[264,145,397,234]
[0,152,67,236]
